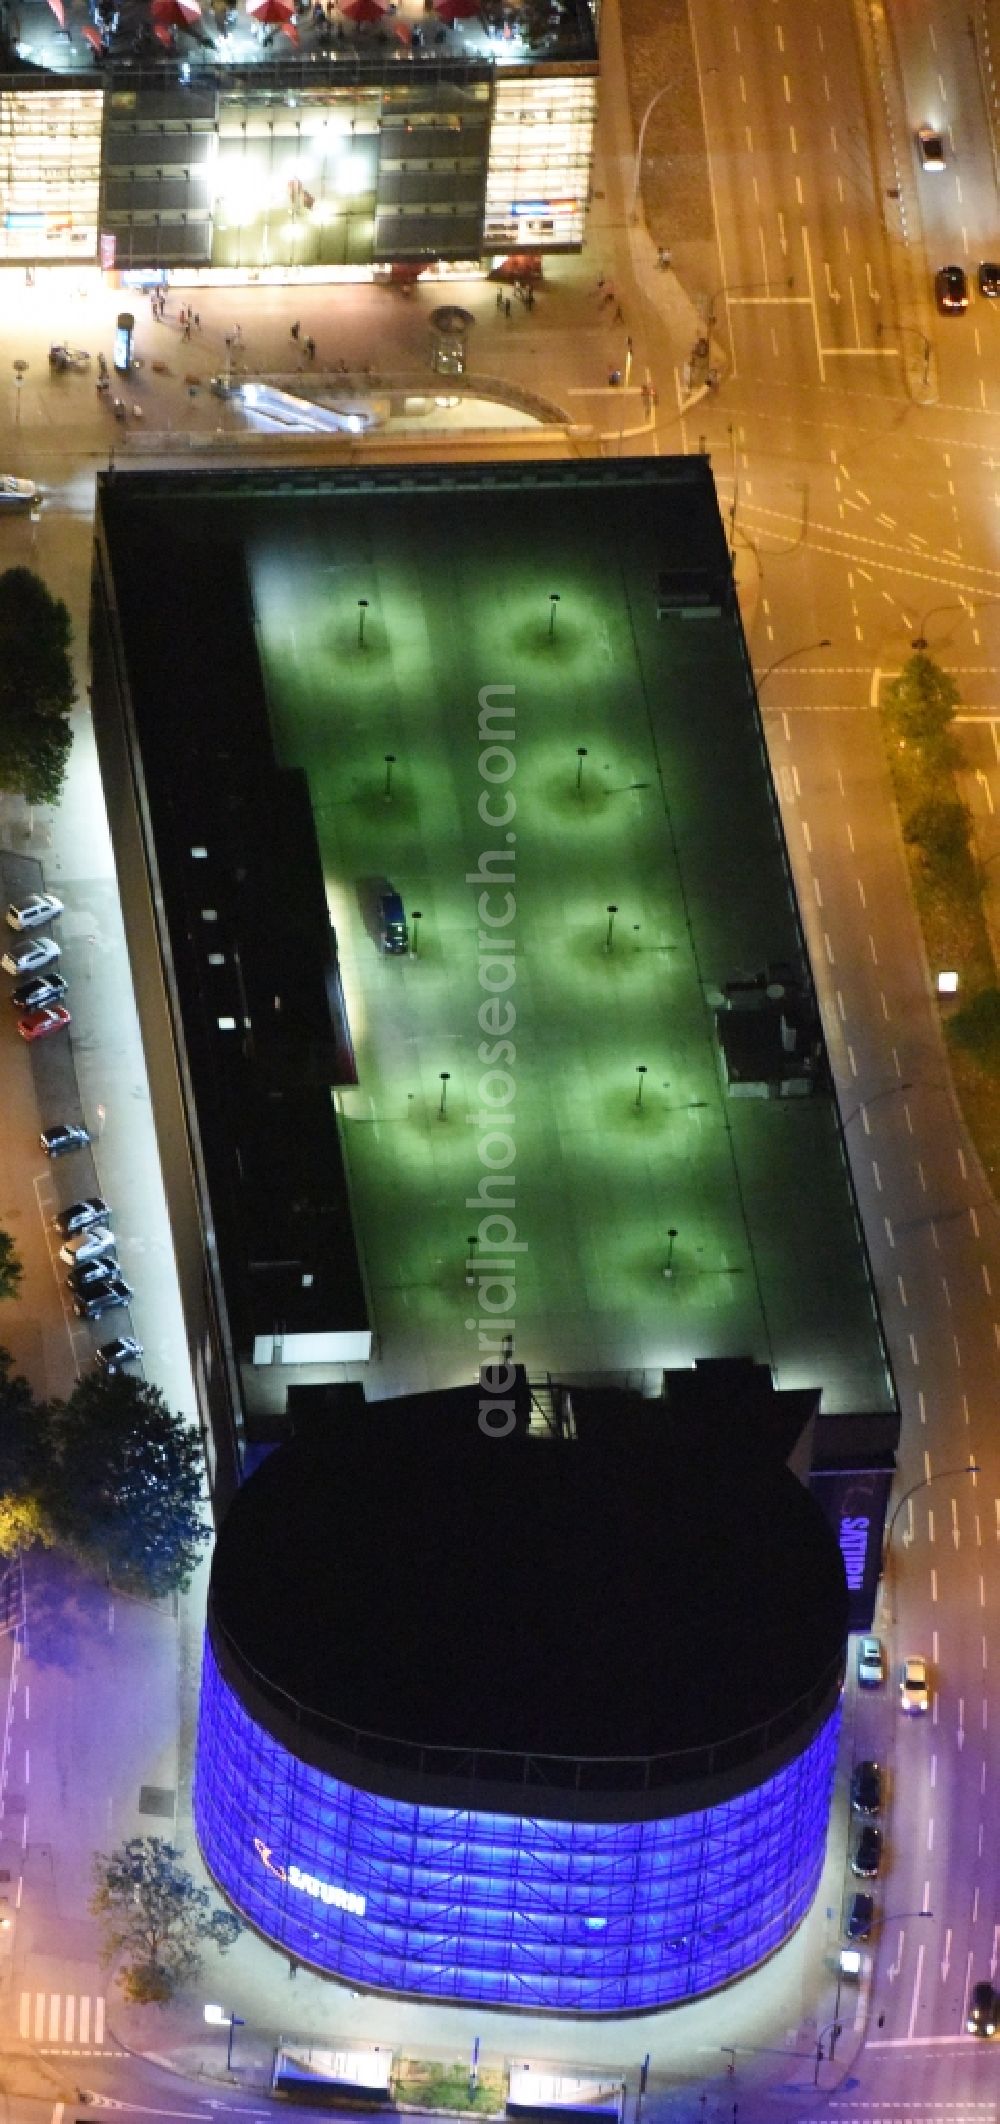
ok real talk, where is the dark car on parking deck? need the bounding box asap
[979,261,1000,297]
[67,1257,121,1296]
[846,1892,874,1941]
[10,971,68,1012]
[95,1335,143,1374]
[55,1196,111,1237]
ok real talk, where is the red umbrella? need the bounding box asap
[392,15,411,40]
[341,0,387,21]
[248,0,294,20]
[433,0,480,19]
[153,21,174,44]
[279,16,299,40]
[152,0,204,27]
[46,0,66,27]
[81,20,106,45]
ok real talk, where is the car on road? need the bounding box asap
[95,1335,143,1374]
[916,125,946,171]
[40,1120,90,1158]
[936,264,969,312]
[59,1226,116,1266]
[846,1892,875,1941]
[6,892,64,932]
[967,1979,997,2036]
[852,1824,882,1878]
[72,1274,132,1320]
[18,1003,70,1042]
[67,1257,121,1296]
[11,971,68,1012]
[851,1759,882,1814]
[857,1635,884,1687]
[979,261,1000,298]
[0,475,38,507]
[2,936,61,976]
[900,1654,930,1713]
[54,1196,111,1236]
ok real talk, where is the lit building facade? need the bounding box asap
[0,4,597,271]
[195,1634,841,2013]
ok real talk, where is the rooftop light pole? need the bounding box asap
[663,1227,678,1278]
[576,745,588,794]
[384,752,396,801]
[635,1064,648,1110]
[439,1070,451,1118]
[605,903,619,953]
[357,597,369,647]
[756,638,831,690]
[466,1234,477,1287]
[411,909,422,957]
[549,591,561,639]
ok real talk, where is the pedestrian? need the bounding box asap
[657,246,672,269]
[193,310,200,329]
[525,286,535,311]
[614,302,624,323]
[290,319,300,340]
[183,318,191,341]
[596,273,605,291]
[233,323,243,346]
[305,335,316,359]
[504,297,512,320]
[496,288,503,311]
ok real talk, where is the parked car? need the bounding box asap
[967,1979,997,2037]
[852,1825,882,1878]
[2,936,61,976]
[67,1257,121,1296]
[857,1635,884,1687]
[916,125,946,171]
[95,1335,143,1374]
[40,1121,90,1158]
[936,264,969,312]
[11,971,67,1012]
[846,1892,874,1942]
[72,1274,132,1320]
[379,889,408,954]
[6,892,64,932]
[0,475,37,508]
[59,1226,116,1266]
[851,1760,882,1815]
[55,1196,111,1237]
[18,1003,70,1041]
[900,1655,930,1713]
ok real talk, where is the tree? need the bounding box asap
[0,1232,22,1303]
[91,1837,242,2005]
[884,652,961,759]
[949,985,1000,1067]
[0,1347,54,1559]
[47,1373,210,1597]
[903,792,974,875]
[0,567,75,807]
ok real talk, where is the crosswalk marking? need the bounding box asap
[20,1992,106,2048]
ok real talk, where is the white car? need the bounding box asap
[917,126,946,171]
[0,474,37,507]
[857,1635,884,1687]
[59,1226,116,1266]
[6,892,64,932]
[2,936,61,976]
[900,1655,930,1713]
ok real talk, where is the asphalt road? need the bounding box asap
[683,0,1000,2106]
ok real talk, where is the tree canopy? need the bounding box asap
[0,566,76,805]
[0,1232,23,1303]
[883,651,961,760]
[0,1347,55,1560]
[91,1837,242,2005]
[46,1372,210,1597]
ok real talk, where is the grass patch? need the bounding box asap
[395,2060,506,2114]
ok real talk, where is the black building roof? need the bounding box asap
[210,1370,848,1771]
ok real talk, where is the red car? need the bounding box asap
[18,1002,71,1041]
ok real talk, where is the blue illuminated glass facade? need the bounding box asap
[194,1637,840,2012]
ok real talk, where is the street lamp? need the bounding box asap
[384,752,396,801]
[635,1064,648,1110]
[411,909,422,957]
[549,591,561,639]
[629,84,671,221]
[910,594,1000,650]
[663,1227,678,1278]
[439,1070,451,1118]
[756,638,831,690]
[466,1234,477,1287]
[882,1464,979,1617]
[875,319,931,389]
[576,746,588,794]
[12,358,28,424]
[605,903,619,952]
[357,597,369,647]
